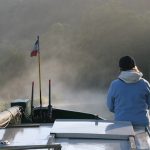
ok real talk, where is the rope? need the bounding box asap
[0,117,11,128]
[0,107,22,128]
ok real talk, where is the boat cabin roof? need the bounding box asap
[0,119,149,150]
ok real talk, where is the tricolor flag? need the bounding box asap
[31,37,39,57]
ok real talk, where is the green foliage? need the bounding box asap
[68,0,150,89]
[0,49,26,88]
[39,0,150,90]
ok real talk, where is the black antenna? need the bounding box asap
[31,81,34,116]
[49,80,51,108]
[48,80,52,120]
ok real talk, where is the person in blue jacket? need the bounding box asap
[107,56,150,126]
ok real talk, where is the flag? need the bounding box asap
[31,37,39,57]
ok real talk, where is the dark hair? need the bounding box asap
[119,56,136,71]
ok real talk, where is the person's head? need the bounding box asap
[119,56,136,71]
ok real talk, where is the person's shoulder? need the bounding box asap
[111,79,122,85]
[140,78,150,87]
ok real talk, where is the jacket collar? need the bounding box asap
[118,70,143,83]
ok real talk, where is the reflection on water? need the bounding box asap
[51,90,114,120]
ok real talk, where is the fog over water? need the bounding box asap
[0,0,150,119]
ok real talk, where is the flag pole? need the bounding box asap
[37,36,42,107]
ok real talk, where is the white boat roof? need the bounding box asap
[0,119,149,150]
[51,119,135,139]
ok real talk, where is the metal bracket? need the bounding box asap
[129,136,136,150]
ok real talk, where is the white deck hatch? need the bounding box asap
[51,119,135,139]
[0,124,61,150]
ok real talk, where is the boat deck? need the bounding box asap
[0,119,149,150]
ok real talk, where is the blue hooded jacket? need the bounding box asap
[107,70,150,126]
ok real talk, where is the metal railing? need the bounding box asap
[0,143,61,150]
